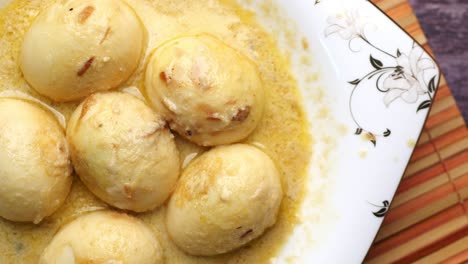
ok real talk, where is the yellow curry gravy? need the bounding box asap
[0,0,311,263]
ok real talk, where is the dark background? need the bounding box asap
[409,0,467,121]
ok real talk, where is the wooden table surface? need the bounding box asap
[365,1,468,263]
[409,0,468,122]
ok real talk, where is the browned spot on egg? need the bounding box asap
[79,95,97,121]
[232,106,251,122]
[36,136,59,175]
[185,130,193,137]
[159,72,166,82]
[197,104,215,116]
[99,27,111,45]
[176,156,222,206]
[240,229,253,239]
[206,115,222,121]
[226,99,237,106]
[108,211,130,219]
[78,5,95,24]
[58,144,65,153]
[77,56,95,76]
[159,71,171,84]
[75,256,103,264]
[123,184,134,199]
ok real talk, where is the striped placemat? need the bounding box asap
[364,1,468,263]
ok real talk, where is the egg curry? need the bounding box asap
[0,0,312,263]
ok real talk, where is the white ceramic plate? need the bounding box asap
[237,0,441,263]
[0,0,441,263]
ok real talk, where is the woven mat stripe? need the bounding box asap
[367,0,468,263]
[440,249,468,264]
[367,204,466,259]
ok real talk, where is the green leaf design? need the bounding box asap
[383,129,391,137]
[355,128,363,135]
[372,200,390,218]
[428,76,437,93]
[417,100,431,113]
[397,49,402,57]
[370,55,383,70]
[349,79,361,85]
[373,208,387,218]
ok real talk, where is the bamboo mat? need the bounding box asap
[364,0,468,263]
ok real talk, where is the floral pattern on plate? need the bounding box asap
[324,10,438,146]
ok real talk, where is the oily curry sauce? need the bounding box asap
[0,0,312,263]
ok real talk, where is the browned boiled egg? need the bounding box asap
[20,0,146,102]
[67,92,180,212]
[166,144,283,256]
[145,34,264,146]
[0,98,72,224]
[39,211,163,264]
